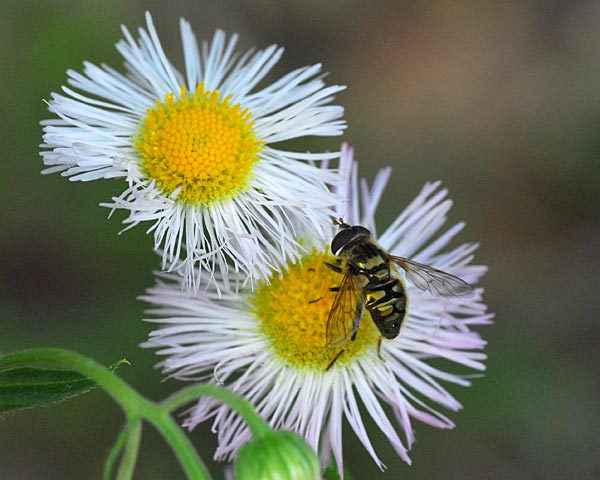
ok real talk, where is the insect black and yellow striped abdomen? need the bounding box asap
[364,277,407,339]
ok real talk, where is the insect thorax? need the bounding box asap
[343,241,390,278]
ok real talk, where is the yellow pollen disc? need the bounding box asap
[250,249,380,371]
[136,84,264,205]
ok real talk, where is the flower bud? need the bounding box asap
[234,430,320,480]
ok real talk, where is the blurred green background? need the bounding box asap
[1,1,599,478]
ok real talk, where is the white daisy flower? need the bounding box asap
[41,12,345,291]
[142,144,491,475]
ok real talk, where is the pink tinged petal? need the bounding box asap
[461,313,495,327]
[392,199,453,259]
[385,352,464,410]
[366,359,415,448]
[267,371,301,429]
[414,222,466,263]
[333,144,355,221]
[396,381,456,429]
[185,352,271,427]
[360,166,392,234]
[324,373,345,479]
[351,369,412,464]
[301,374,331,450]
[329,144,352,222]
[401,338,487,373]
[457,265,489,285]
[428,332,488,351]
[206,364,280,459]
[340,371,388,470]
[214,379,270,444]
[168,343,263,377]
[287,372,318,433]
[444,299,489,317]
[348,161,361,225]
[438,241,479,264]
[379,181,446,248]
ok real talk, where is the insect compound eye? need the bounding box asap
[331,228,355,255]
[330,224,371,255]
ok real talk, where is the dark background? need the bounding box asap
[1,1,599,478]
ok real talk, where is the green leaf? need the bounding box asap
[0,359,129,412]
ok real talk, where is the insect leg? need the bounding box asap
[324,262,343,273]
[377,338,384,361]
[308,296,323,304]
[325,350,345,371]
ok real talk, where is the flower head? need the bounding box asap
[142,145,491,474]
[41,12,345,291]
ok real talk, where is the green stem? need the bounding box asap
[0,348,210,479]
[161,384,271,438]
[146,410,212,479]
[1,349,279,478]
[104,419,135,480]
[116,418,142,480]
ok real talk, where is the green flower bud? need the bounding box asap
[234,430,320,480]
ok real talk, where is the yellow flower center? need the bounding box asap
[250,249,380,371]
[136,84,263,205]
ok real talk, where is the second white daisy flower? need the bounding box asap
[143,145,491,475]
[41,12,346,291]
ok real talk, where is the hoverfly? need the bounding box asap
[324,220,473,368]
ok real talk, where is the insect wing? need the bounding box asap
[326,274,365,347]
[391,256,474,297]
